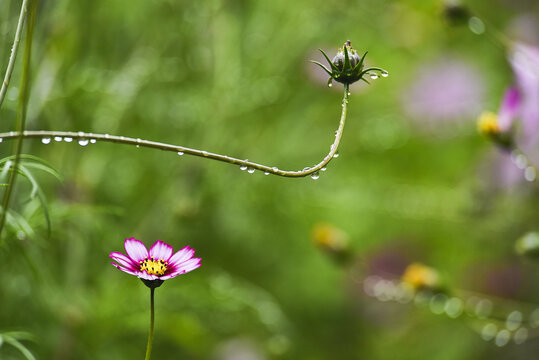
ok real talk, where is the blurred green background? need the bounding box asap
[1,0,539,358]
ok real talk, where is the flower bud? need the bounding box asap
[515,232,539,259]
[311,40,387,86]
[401,262,441,292]
[332,40,362,72]
[477,111,513,149]
[311,223,352,265]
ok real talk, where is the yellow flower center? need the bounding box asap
[140,257,168,276]
[477,111,500,136]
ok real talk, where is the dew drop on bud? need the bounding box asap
[311,171,320,180]
[41,137,51,144]
[78,139,89,146]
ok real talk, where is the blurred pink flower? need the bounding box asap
[401,57,485,130]
[110,238,201,282]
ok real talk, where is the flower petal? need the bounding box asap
[168,246,195,267]
[498,86,521,132]
[110,251,139,271]
[112,262,139,276]
[138,271,159,280]
[124,238,148,263]
[161,258,201,279]
[149,240,173,261]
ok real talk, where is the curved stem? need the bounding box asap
[0,0,29,112]
[144,287,155,360]
[0,84,351,178]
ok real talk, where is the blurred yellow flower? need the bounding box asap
[477,111,500,136]
[401,262,440,291]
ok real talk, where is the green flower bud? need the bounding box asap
[311,40,388,87]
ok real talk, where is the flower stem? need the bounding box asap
[0,0,38,240]
[0,0,28,113]
[0,84,351,178]
[145,287,155,360]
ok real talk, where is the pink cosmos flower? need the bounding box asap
[110,238,201,286]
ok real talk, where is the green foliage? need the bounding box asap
[1,0,539,359]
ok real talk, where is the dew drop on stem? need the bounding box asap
[247,167,255,174]
[64,137,73,142]
[54,136,62,142]
[240,165,248,171]
[177,151,184,156]
[41,137,51,144]
[370,73,379,80]
[90,139,97,144]
[264,171,270,175]
[333,151,340,158]
[78,139,89,146]
[311,171,320,180]
[321,167,327,171]
[381,71,389,78]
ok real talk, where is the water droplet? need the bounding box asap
[506,311,523,331]
[41,137,51,144]
[177,151,184,156]
[0,138,3,143]
[104,134,110,139]
[429,294,448,315]
[264,171,270,175]
[481,323,497,341]
[247,167,255,174]
[272,167,279,171]
[136,138,141,148]
[311,171,320,180]
[381,71,389,77]
[444,297,463,318]
[78,139,89,146]
[475,298,493,319]
[514,328,528,345]
[202,151,208,156]
[303,167,311,171]
[90,139,97,144]
[54,136,63,142]
[370,73,379,80]
[64,137,73,143]
[333,151,340,158]
[321,167,327,171]
[514,154,527,169]
[524,166,536,181]
[240,165,248,171]
[347,91,351,96]
[495,330,511,347]
[468,16,485,35]
[328,83,333,88]
[530,308,539,328]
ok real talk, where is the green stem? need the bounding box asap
[0,85,351,178]
[145,287,155,360]
[0,0,38,240]
[0,0,29,113]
